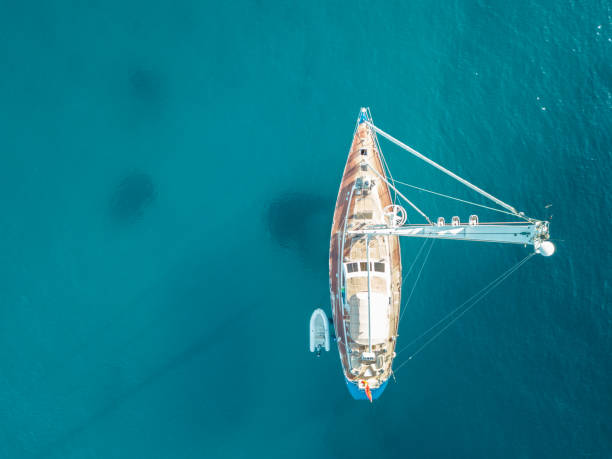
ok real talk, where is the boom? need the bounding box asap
[347,220,555,256]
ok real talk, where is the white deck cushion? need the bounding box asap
[348,292,390,345]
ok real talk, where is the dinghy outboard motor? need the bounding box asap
[309,308,331,357]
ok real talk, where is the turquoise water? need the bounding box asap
[1,1,610,457]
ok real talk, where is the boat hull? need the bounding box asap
[329,110,402,399]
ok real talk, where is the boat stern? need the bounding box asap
[344,377,389,401]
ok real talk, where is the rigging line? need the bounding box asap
[392,179,532,221]
[394,238,430,328]
[366,163,433,224]
[377,145,394,195]
[399,238,436,324]
[397,252,533,356]
[367,108,399,208]
[339,185,357,355]
[400,238,430,286]
[366,122,521,217]
[405,253,534,362]
[368,115,399,209]
[393,255,533,376]
[393,253,535,374]
[379,146,398,207]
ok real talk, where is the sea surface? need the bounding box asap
[0,1,610,458]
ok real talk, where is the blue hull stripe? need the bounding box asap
[344,377,389,400]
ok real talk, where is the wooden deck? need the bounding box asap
[329,116,402,389]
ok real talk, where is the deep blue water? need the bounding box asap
[0,1,610,458]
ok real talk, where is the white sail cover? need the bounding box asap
[348,292,390,345]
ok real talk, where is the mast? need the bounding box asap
[366,234,372,353]
[357,112,555,256]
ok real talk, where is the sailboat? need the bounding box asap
[309,108,555,401]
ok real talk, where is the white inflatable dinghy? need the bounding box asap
[309,308,330,356]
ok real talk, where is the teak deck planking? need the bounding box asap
[329,121,402,386]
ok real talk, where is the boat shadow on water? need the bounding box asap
[128,67,164,106]
[265,191,334,270]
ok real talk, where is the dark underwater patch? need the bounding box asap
[109,172,155,221]
[36,247,255,458]
[128,68,163,105]
[266,192,332,268]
